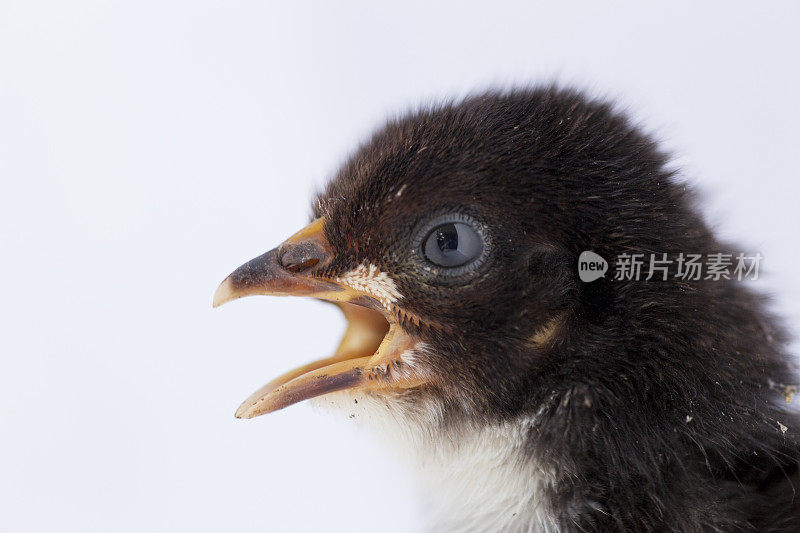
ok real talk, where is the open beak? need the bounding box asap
[213,218,428,419]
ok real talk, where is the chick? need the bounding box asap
[215,88,800,532]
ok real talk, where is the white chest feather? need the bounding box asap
[311,392,558,532]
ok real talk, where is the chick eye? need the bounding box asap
[424,222,482,267]
[418,214,488,275]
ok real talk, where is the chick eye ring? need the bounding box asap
[413,213,490,277]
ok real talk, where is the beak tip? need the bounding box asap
[212,277,235,308]
[234,405,255,419]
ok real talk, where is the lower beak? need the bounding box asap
[213,218,428,418]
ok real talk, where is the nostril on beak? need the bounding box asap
[278,241,326,273]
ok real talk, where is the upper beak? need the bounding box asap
[213,218,428,418]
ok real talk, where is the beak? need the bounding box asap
[213,218,428,418]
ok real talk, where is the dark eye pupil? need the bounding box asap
[435,224,459,253]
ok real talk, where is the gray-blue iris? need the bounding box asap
[424,222,483,267]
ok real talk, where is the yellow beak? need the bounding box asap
[213,218,428,418]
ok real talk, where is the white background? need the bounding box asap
[1,2,798,531]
